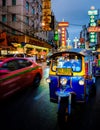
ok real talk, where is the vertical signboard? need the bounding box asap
[58,22,69,47]
[42,0,51,31]
[88,6,98,50]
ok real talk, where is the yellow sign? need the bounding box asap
[42,1,51,9]
[42,16,51,23]
[42,0,51,31]
[57,68,72,75]
[42,9,51,16]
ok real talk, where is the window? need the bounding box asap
[2,60,19,71]
[2,15,6,22]
[12,29,16,35]
[18,59,32,68]
[52,54,82,72]
[12,0,16,5]
[26,16,29,25]
[2,0,6,6]
[12,14,16,22]
[26,1,29,11]
[32,8,35,14]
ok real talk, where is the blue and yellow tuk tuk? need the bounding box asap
[46,48,96,120]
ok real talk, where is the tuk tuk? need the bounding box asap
[46,48,96,120]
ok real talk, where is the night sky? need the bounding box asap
[51,0,100,42]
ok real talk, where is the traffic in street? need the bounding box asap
[0,64,100,130]
[0,1,100,130]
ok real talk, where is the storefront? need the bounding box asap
[6,35,52,61]
[0,32,13,55]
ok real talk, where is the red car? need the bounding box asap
[0,57,43,100]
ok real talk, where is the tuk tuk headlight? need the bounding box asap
[60,77,67,86]
[79,80,84,85]
[46,78,51,83]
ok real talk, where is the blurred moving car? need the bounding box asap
[3,53,36,61]
[0,57,43,100]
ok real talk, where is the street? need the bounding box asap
[0,1,100,130]
[0,66,100,130]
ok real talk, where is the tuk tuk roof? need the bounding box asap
[49,48,93,58]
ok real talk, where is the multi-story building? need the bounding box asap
[0,0,53,57]
[0,0,47,38]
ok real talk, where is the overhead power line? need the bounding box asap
[69,23,84,26]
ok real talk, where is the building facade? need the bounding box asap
[0,0,53,58]
[0,0,47,38]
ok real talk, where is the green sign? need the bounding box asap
[89,32,97,42]
[88,10,98,16]
[88,8,98,43]
[80,44,85,49]
[54,31,59,41]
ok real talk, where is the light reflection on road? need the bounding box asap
[33,66,50,100]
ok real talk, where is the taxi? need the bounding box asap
[46,48,96,119]
[0,57,42,100]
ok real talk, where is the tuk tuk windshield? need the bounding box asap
[52,53,82,72]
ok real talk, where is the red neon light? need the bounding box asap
[58,22,69,27]
[88,27,100,32]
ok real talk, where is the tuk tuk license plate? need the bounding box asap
[57,68,72,75]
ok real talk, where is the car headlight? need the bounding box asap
[60,77,67,86]
[46,78,51,83]
[79,80,84,85]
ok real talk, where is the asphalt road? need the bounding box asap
[0,66,100,130]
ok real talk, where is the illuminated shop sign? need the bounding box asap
[58,22,69,47]
[88,27,100,32]
[42,0,52,31]
[58,22,69,27]
[61,27,66,46]
[88,7,98,45]
[88,10,98,15]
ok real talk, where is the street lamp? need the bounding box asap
[66,38,71,46]
[73,37,79,48]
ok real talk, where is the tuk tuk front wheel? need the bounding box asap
[57,97,69,122]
